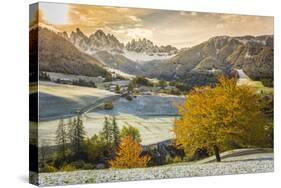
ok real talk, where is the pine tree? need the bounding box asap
[56,118,68,159]
[102,117,113,145]
[109,136,150,169]
[68,118,76,152]
[128,82,134,93]
[112,116,120,147]
[115,85,120,93]
[68,115,86,155]
[120,125,142,143]
[75,115,86,154]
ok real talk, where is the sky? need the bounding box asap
[33,2,274,48]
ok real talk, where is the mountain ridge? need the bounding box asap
[30,27,111,79]
[60,28,178,58]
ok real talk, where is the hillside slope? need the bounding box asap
[134,35,273,88]
[30,27,111,78]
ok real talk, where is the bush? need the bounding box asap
[70,160,86,169]
[60,164,76,172]
[70,160,95,170]
[83,163,95,170]
[132,76,153,86]
[41,163,57,173]
[72,79,97,88]
[164,155,183,164]
[168,89,181,95]
[126,95,133,101]
[172,156,182,163]
[164,155,173,164]
[104,102,114,110]
[120,125,142,143]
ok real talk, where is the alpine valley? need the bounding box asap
[31,25,273,89]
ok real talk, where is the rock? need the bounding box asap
[96,163,106,169]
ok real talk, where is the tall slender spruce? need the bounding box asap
[68,115,85,155]
[102,116,112,145]
[56,118,68,159]
[112,116,120,147]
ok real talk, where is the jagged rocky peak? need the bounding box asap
[60,28,178,56]
[58,31,69,40]
[93,29,106,38]
[68,28,89,51]
[88,29,124,51]
[126,38,178,55]
[70,28,88,40]
[66,28,124,52]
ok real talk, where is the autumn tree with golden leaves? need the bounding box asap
[109,136,150,168]
[174,76,269,162]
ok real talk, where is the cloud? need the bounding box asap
[57,4,153,35]
[39,3,273,48]
[112,28,153,42]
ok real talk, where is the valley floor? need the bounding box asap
[36,151,273,186]
[37,81,184,146]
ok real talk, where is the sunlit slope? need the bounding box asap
[236,69,273,94]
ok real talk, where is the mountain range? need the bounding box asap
[60,28,178,61]
[31,25,273,88]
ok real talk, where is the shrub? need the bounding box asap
[164,155,182,164]
[120,125,141,143]
[132,76,153,86]
[164,155,173,164]
[126,95,133,101]
[170,89,181,95]
[60,164,76,172]
[104,102,114,110]
[172,156,182,163]
[70,160,95,170]
[83,163,95,170]
[85,134,111,162]
[41,163,57,173]
[70,160,86,169]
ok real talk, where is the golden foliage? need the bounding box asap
[174,76,269,158]
[109,136,150,169]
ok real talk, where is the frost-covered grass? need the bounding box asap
[38,81,116,120]
[37,82,184,146]
[38,157,273,186]
[39,81,114,101]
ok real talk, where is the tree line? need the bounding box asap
[40,115,149,172]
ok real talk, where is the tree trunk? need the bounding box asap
[213,145,221,162]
